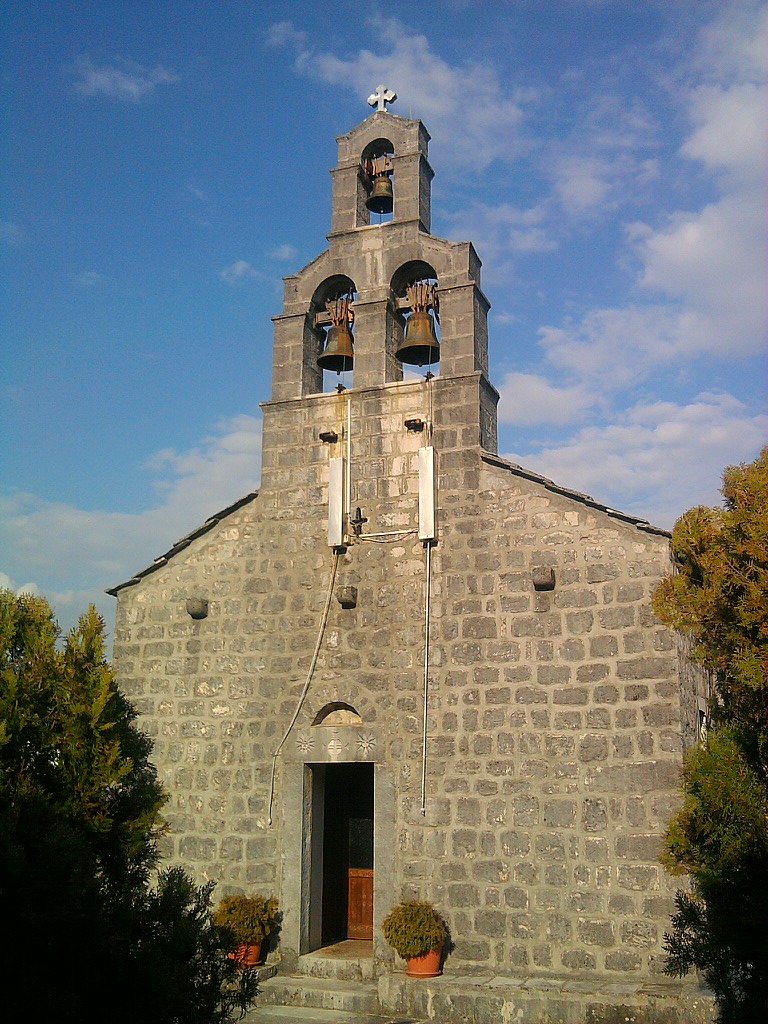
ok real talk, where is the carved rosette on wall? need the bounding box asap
[288,724,379,763]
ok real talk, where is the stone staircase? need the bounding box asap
[243,942,716,1024]
[244,940,393,1021]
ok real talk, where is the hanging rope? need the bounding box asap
[266,549,340,826]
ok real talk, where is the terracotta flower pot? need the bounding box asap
[228,941,263,967]
[405,945,442,978]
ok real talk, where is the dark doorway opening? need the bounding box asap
[313,762,374,947]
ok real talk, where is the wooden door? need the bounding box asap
[347,867,373,939]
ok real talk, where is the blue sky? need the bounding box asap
[2,0,766,637]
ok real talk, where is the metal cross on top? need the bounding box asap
[367,84,396,112]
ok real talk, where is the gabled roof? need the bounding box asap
[105,491,259,596]
[481,452,669,537]
[107,454,668,599]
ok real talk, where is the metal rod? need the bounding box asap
[420,540,433,815]
[345,395,352,541]
[362,529,418,539]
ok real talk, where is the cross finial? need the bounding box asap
[367,84,396,112]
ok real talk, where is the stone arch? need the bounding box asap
[304,688,381,726]
[312,701,363,726]
[358,137,395,227]
[309,274,357,390]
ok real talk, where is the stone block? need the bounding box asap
[561,949,596,969]
[579,735,609,762]
[543,799,577,827]
[577,917,615,946]
[475,908,507,937]
[621,920,659,947]
[615,834,663,862]
[500,830,531,855]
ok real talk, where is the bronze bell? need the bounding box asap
[395,310,439,366]
[318,323,354,373]
[366,174,394,215]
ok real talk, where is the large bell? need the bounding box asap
[318,323,354,373]
[395,310,439,366]
[366,174,394,215]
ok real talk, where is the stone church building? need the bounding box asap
[110,96,712,1022]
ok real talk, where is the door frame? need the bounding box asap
[279,738,394,962]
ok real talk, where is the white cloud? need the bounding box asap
[551,155,611,215]
[693,2,768,83]
[220,260,261,285]
[683,82,768,183]
[0,414,262,638]
[629,12,768,358]
[544,89,660,218]
[504,392,768,528]
[74,57,178,101]
[635,191,767,354]
[537,305,703,388]
[265,21,308,53]
[497,372,593,426]
[533,4,768,388]
[77,271,104,287]
[269,244,298,261]
[268,18,531,173]
[442,201,555,271]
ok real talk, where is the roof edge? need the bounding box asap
[106,491,259,597]
[480,452,670,537]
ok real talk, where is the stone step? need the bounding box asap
[242,1007,423,1024]
[257,976,381,1016]
[294,942,375,982]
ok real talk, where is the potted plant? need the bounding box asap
[213,893,279,967]
[382,899,447,978]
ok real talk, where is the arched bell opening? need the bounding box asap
[358,138,395,226]
[391,261,441,373]
[310,275,358,392]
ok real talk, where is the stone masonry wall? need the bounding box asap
[112,370,686,983]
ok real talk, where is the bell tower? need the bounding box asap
[263,89,499,499]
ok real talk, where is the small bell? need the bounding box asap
[395,310,439,366]
[318,323,354,373]
[366,174,394,215]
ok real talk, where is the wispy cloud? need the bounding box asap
[268,17,532,173]
[220,260,261,285]
[492,3,768,527]
[505,392,768,529]
[497,372,593,427]
[546,92,660,217]
[74,57,179,101]
[441,200,555,279]
[77,271,104,287]
[269,244,298,261]
[0,414,263,637]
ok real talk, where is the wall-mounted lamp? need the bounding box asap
[319,430,339,443]
[404,418,425,432]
